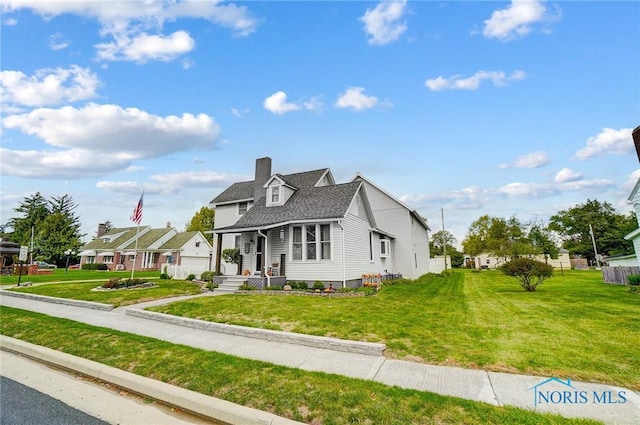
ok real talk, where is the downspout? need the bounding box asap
[337,220,346,288]
[257,229,270,288]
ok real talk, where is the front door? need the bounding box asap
[255,236,263,274]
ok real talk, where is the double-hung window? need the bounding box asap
[271,186,280,203]
[306,226,317,260]
[380,239,391,258]
[292,226,303,260]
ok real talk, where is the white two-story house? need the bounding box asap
[210,157,430,288]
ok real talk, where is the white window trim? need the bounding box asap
[237,201,251,216]
[380,239,391,258]
[267,184,284,206]
[290,223,332,262]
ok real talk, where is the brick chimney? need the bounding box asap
[254,157,272,201]
[97,223,107,237]
[633,126,640,163]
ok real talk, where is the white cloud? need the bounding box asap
[359,0,408,45]
[3,103,219,155]
[554,168,582,183]
[624,169,640,192]
[1,103,221,178]
[95,30,195,63]
[0,66,100,107]
[335,87,381,110]
[263,91,301,115]
[1,0,258,63]
[426,70,526,91]
[48,32,69,50]
[96,171,250,196]
[574,127,634,160]
[482,0,560,41]
[499,151,550,169]
[0,147,133,178]
[231,107,250,118]
[498,182,558,198]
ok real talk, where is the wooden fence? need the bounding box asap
[602,266,640,285]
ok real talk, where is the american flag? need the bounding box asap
[130,192,143,225]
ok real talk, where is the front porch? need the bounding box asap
[213,274,287,293]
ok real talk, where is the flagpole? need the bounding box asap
[129,191,144,280]
[131,224,140,280]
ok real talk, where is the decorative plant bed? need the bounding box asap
[93,282,157,291]
[93,278,157,291]
[236,290,367,298]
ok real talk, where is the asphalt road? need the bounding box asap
[0,376,109,425]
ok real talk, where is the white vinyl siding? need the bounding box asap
[356,178,429,279]
[285,223,342,281]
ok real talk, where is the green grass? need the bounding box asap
[4,279,201,307]
[0,307,599,425]
[0,268,160,286]
[150,270,640,390]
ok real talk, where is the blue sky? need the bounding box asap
[1,0,638,247]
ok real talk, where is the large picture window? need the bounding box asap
[291,224,332,261]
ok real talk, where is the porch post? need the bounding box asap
[215,233,222,275]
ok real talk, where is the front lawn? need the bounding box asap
[4,279,201,307]
[0,307,598,425]
[0,268,160,286]
[150,270,640,390]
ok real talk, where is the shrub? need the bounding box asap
[200,271,215,283]
[102,278,121,289]
[297,281,308,290]
[186,274,196,281]
[627,274,640,286]
[82,263,108,271]
[499,258,553,292]
[205,282,218,291]
[159,273,170,280]
[312,281,325,290]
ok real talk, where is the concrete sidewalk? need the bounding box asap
[1,290,638,424]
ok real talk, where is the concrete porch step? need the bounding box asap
[213,276,247,294]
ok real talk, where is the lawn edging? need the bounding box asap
[0,335,304,425]
[0,289,114,311]
[126,308,386,356]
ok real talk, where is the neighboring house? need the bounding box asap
[210,157,431,288]
[78,224,212,275]
[465,249,571,270]
[604,254,639,267]
[625,172,640,268]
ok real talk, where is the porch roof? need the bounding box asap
[215,181,362,233]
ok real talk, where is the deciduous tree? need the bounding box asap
[185,206,215,244]
[548,199,634,264]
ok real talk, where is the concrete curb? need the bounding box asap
[125,308,386,356]
[0,289,114,311]
[0,335,305,425]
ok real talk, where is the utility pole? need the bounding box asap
[589,224,601,268]
[441,208,447,272]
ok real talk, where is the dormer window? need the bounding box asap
[271,186,280,203]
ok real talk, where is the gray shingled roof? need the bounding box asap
[210,181,254,204]
[82,227,144,250]
[216,181,361,231]
[210,168,330,205]
[159,231,199,250]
